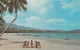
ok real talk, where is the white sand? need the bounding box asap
[0,33,80,50]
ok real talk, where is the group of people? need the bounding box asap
[23,40,41,48]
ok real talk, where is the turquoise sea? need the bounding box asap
[18,33,80,41]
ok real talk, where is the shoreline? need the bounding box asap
[1,33,80,44]
[1,32,80,34]
[0,33,80,50]
[16,33,80,42]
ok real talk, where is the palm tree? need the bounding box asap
[0,0,6,26]
[0,0,27,37]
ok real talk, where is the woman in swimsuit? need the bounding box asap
[35,41,38,48]
[30,40,34,48]
[23,41,27,48]
[37,42,41,48]
[27,41,30,48]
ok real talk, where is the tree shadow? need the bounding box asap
[9,41,24,44]
[0,44,5,46]
[0,38,8,40]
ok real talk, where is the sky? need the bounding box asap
[3,0,80,31]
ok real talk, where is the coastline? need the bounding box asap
[0,33,80,50]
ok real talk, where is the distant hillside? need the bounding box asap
[68,29,80,33]
[5,23,54,31]
[0,23,79,33]
[54,30,67,33]
[5,23,36,30]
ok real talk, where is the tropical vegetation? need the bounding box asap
[0,0,27,37]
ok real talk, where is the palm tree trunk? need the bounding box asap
[0,13,17,37]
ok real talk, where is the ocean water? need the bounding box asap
[18,33,80,41]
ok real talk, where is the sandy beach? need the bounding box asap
[0,33,80,50]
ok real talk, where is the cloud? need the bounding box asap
[24,16,66,30]
[39,3,53,14]
[25,16,65,23]
[26,16,41,21]
[25,16,41,23]
[61,1,75,9]
[18,11,26,17]
[16,23,24,26]
[3,14,25,23]
[71,23,80,26]
[61,0,80,13]
[28,0,49,8]
[28,0,53,14]
[49,3,53,8]
[45,18,65,23]
[3,15,15,23]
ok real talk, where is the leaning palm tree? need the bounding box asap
[0,0,27,37]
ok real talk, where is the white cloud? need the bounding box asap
[16,19,24,22]
[9,15,66,30]
[39,3,53,14]
[16,24,24,26]
[71,23,80,26]
[24,16,66,30]
[49,3,53,8]
[26,16,41,21]
[25,16,41,23]
[28,0,53,14]
[45,18,65,23]
[40,7,48,14]
[28,0,49,8]
[3,15,15,23]
[61,0,80,13]
[25,16,65,24]
[18,11,26,17]
[61,1,75,9]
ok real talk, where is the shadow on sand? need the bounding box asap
[0,38,8,40]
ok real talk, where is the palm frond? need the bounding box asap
[6,0,27,13]
[19,0,28,5]
[19,2,27,11]
[0,16,5,26]
[0,3,5,16]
